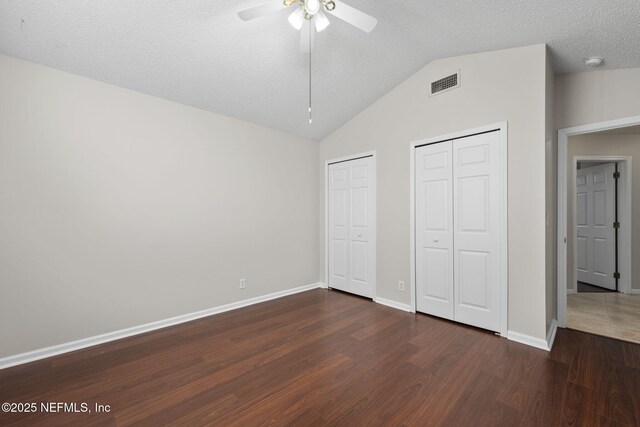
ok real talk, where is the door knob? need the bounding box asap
[433,238,439,242]
[357,233,362,237]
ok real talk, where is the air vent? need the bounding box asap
[429,71,461,96]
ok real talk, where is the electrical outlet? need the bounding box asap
[239,279,246,289]
[398,281,405,291]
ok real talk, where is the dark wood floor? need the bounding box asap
[1,289,639,426]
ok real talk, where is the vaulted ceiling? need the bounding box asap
[1,0,639,140]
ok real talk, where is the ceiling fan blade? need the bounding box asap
[299,20,315,53]
[238,0,287,21]
[326,1,377,33]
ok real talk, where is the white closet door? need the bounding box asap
[347,157,375,298]
[452,131,502,332]
[415,141,454,319]
[576,163,616,290]
[329,163,349,291]
[328,157,375,298]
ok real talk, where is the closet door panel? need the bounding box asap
[415,141,454,320]
[348,157,375,298]
[328,163,350,292]
[453,131,501,332]
[329,156,375,298]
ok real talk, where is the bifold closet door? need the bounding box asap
[452,132,501,332]
[328,157,375,298]
[415,131,502,332]
[415,141,455,319]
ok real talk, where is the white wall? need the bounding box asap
[319,44,549,340]
[555,68,640,130]
[0,54,319,359]
[567,133,640,292]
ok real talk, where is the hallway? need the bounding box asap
[568,292,640,344]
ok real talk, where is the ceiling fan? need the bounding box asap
[238,0,377,51]
[238,0,377,124]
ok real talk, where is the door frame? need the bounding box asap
[409,122,508,336]
[325,151,377,299]
[557,115,640,327]
[571,157,631,294]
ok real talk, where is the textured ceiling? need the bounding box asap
[1,0,639,140]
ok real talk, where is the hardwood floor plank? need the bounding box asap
[1,288,639,426]
[622,367,640,424]
[134,393,240,427]
[312,342,422,423]
[596,368,638,425]
[519,359,569,426]
[550,328,589,365]
[440,371,521,427]
[622,341,640,369]
[495,345,546,411]
[561,382,599,426]
[221,354,354,426]
[383,332,491,425]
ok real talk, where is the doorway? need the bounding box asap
[558,116,640,344]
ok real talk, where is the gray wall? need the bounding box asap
[319,44,549,340]
[0,54,319,358]
[555,68,640,130]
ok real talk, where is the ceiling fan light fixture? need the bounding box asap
[283,0,298,6]
[314,10,330,32]
[325,1,335,11]
[304,0,321,15]
[288,7,305,30]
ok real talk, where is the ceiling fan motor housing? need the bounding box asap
[285,0,336,15]
[304,0,321,14]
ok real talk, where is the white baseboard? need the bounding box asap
[374,297,412,312]
[546,319,558,350]
[317,282,328,289]
[0,282,324,370]
[507,329,552,351]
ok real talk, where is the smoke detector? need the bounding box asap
[585,57,604,67]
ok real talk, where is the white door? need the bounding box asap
[414,131,503,333]
[452,132,502,331]
[415,141,454,319]
[328,162,349,292]
[576,163,616,290]
[328,157,375,298]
